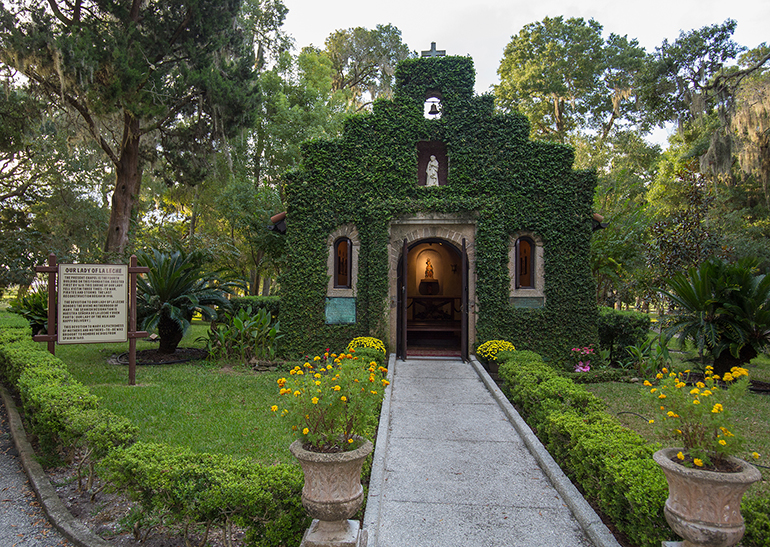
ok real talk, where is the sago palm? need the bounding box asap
[136,248,233,354]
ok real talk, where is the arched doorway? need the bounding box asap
[397,237,468,360]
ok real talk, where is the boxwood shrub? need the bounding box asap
[496,350,770,547]
[0,312,304,546]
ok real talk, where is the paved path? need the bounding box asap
[1,396,72,547]
[364,356,620,547]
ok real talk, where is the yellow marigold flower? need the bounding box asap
[684,369,690,373]
[369,375,375,382]
[692,399,700,405]
[348,438,354,444]
[723,373,734,382]
[660,406,665,411]
[650,388,657,393]
[293,390,301,397]
[331,353,337,358]
[304,362,311,368]
[669,372,677,378]
[667,411,679,418]
[702,390,712,396]
[382,379,390,386]
[752,452,761,459]
[720,427,734,437]
[712,403,723,413]
[311,397,319,404]
[370,390,378,394]
[705,365,713,371]
[648,419,654,424]
[296,370,304,375]
[693,458,704,467]
[643,380,652,387]
[333,385,341,391]
[719,440,727,446]
[290,370,296,375]
[656,373,663,379]
[712,374,720,380]
[662,367,668,373]
[270,405,278,412]
[314,373,322,378]
[696,381,705,388]
[675,429,682,434]
[677,451,685,460]
[303,428,309,435]
[370,361,377,367]
[340,396,347,402]
[658,393,666,399]
[315,381,321,386]
[327,365,333,371]
[313,356,321,361]
[277,378,287,387]
[690,388,700,395]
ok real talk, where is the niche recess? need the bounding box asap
[417,141,448,186]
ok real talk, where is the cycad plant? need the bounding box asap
[136,248,234,354]
[661,257,770,375]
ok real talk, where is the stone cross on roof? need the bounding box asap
[421,42,446,58]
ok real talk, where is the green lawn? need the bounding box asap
[56,323,296,464]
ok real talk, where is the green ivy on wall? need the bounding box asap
[280,56,599,361]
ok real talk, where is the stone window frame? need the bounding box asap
[508,232,545,300]
[327,225,360,298]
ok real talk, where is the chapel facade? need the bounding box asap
[280,52,598,361]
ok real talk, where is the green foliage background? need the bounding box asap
[280,56,599,360]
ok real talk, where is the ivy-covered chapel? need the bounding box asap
[280,53,599,361]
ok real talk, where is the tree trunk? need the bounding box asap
[157,314,184,354]
[104,112,142,255]
[261,275,270,296]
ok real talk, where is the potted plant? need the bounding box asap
[272,344,388,546]
[646,365,762,547]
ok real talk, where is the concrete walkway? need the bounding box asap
[363,356,621,547]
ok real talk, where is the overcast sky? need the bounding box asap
[282,0,766,94]
[281,0,767,143]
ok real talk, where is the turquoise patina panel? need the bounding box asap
[325,297,356,324]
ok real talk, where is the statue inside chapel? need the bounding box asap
[425,258,434,278]
[426,155,439,186]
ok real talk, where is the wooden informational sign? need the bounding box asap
[57,264,129,344]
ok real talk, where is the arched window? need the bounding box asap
[516,237,535,289]
[334,237,352,288]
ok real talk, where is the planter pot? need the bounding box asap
[654,448,762,547]
[290,438,373,547]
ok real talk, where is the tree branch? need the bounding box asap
[47,0,73,26]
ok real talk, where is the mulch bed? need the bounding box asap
[113,347,209,366]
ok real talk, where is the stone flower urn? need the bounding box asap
[290,438,373,547]
[654,448,762,547]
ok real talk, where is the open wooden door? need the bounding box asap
[398,238,408,360]
[461,238,469,362]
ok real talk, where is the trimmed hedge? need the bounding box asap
[497,350,769,547]
[0,312,304,546]
[99,443,306,547]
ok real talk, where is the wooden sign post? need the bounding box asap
[34,254,149,385]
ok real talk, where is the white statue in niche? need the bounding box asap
[426,155,439,186]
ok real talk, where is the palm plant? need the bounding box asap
[661,257,770,375]
[136,248,234,354]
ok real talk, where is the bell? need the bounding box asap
[428,103,440,116]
